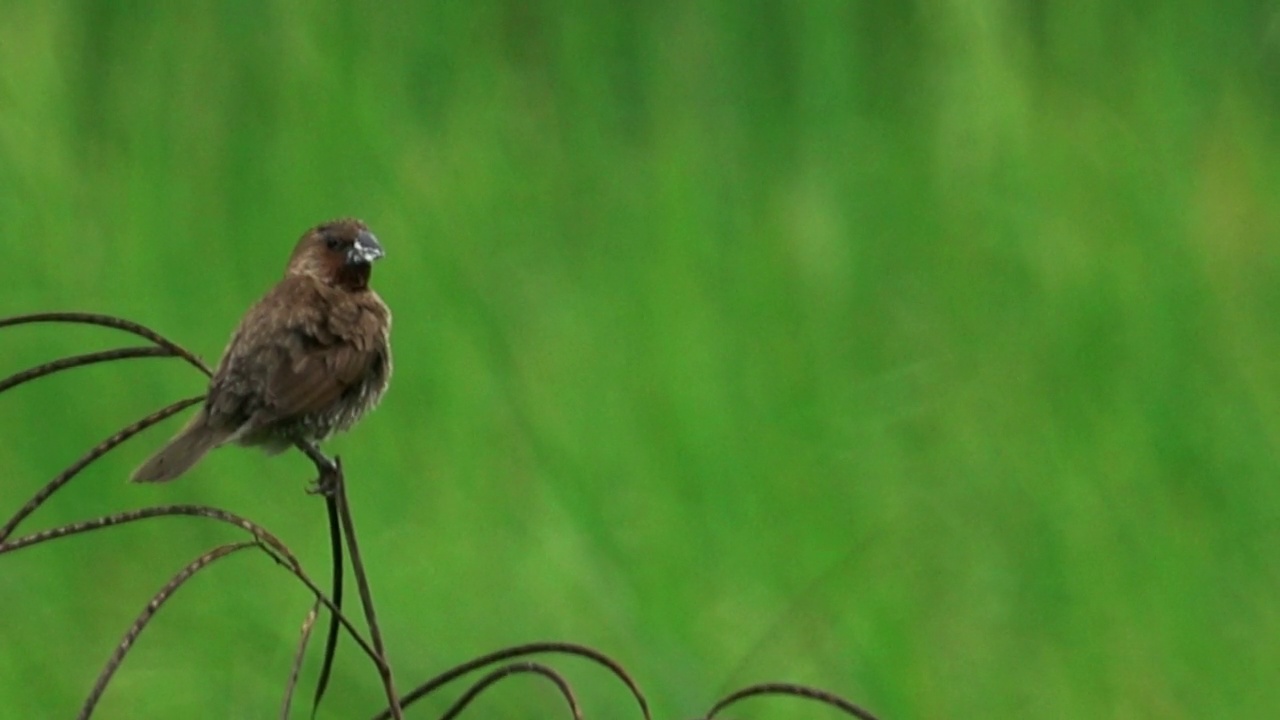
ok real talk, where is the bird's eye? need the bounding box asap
[325,237,342,251]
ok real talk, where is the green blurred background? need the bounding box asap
[2,1,1279,718]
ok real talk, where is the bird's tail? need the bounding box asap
[131,411,231,483]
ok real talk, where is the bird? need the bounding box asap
[131,218,393,483]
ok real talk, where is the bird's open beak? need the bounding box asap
[348,231,385,265]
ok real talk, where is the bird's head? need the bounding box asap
[286,218,385,290]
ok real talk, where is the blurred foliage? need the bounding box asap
[2,1,1280,718]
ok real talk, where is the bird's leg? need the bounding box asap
[308,456,343,496]
[298,441,341,496]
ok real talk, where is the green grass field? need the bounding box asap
[2,2,1278,718]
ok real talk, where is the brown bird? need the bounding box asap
[132,218,393,483]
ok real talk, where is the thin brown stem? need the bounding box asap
[0,395,204,541]
[0,504,297,567]
[703,682,882,720]
[282,601,321,720]
[331,459,403,720]
[0,311,212,376]
[310,492,345,716]
[0,347,174,395]
[78,541,257,720]
[436,662,581,720]
[0,504,382,666]
[258,546,382,665]
[375,641,649,720]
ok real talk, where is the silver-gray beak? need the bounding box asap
[348,230,385,265]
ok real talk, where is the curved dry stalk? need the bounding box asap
[0,311,371,715]
[258,545,382,667]
[436,662,581,720]
[0,503,382,666]
[0,312,212,376]
[4,308,878,720]
[0,504,297,567]
[0,347,174,395]
[702,682,882,720]
[283,601,322,720]
[310,491,346,717]
[0,395,204,542]
[374,641,650,720]
[329,459,403,720]
[78,541,257,720]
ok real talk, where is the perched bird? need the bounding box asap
[132,218,393,483]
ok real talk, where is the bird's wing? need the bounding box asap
[203,276,387,429]
[263,335,377,420]
[263,279,389,421]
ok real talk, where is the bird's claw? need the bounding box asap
[306,455,342,496]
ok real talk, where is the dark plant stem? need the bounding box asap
[0,395,204,542]
[0,346,174,395]
[375,641,650,720]
[437,662,581,720]
[0,504,297,566]
[703,682,883,720]
[331,458,404,720]
[78,541,257,720]
[283,600,321,720]
[310,493,345,716]
[0,311,213,376]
